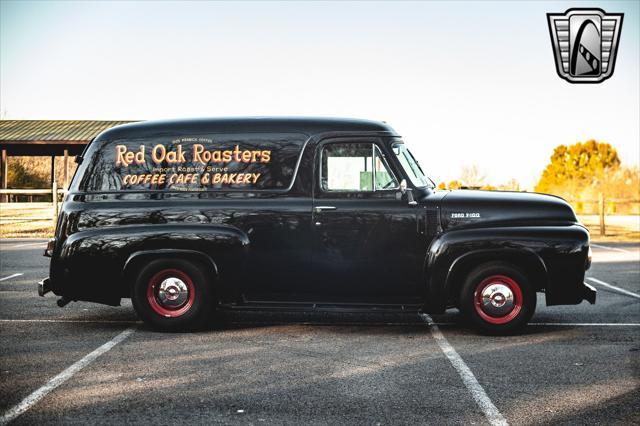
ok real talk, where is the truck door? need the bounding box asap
[311,138,424,304]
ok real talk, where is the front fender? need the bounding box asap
[51,224,249,303]
[423,225,588,313]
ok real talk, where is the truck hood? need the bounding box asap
[438,190,578,230]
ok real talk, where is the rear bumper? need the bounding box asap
[38,278,52,297]
[581,282,597,304]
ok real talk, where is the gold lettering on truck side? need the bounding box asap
[116,140,272,188]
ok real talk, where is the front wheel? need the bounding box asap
[132,259,212,331]
[459,262,536,335]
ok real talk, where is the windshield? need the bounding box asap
[391,141,433,188]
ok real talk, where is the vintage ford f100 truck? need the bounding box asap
[39,118,595,333]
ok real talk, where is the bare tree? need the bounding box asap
[460,164,487,188]
[498,178,521,191]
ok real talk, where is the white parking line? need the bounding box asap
[1,318,639,327]
[6,242,46,249]
[0,327,136,425]
[590,243,632,253]
[0,319,140,324]
[0,273,23,282]
[586,277,640,300]
[529,322,640,326]
[420,314,508,426]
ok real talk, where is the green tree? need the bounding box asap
[535,140,620,199]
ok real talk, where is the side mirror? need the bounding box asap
[399,179,418,206]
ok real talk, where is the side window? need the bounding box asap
[321,143,398,192]
[81,133,305,192]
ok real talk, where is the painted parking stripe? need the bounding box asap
[6,242,47,249]
[528,322,640,326]
[1,318,639,327]
[590,243,632,253]
[0,327,136,425]
[0,273,23,282]
[586,277,640,300]
[0,319,140,324]
[420,314,508,426]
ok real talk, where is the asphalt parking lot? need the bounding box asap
[0,239,638,425]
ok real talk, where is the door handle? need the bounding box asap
[314,206,337,213]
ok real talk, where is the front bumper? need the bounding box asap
[581,282,597,304]
[38,278,52,297]
[585,246,592,271]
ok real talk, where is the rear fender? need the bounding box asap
[123,249,219,283]
[52,224,249,302]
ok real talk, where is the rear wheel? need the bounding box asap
[132,259,212,331]
[459,262,536,335]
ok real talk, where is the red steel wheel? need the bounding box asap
[146,268,196,318]
[473,275,523,325]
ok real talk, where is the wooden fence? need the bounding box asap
[0,185,67,224]
[1,188,638,236]
[567,197,640,236]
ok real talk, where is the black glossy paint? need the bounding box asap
[45,117,593,313]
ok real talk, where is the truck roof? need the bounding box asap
[95,117,398,141]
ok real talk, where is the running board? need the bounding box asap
[219,301,423,313]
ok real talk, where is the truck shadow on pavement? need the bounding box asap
[142,310,575,337]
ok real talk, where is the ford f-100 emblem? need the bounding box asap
[451,212,480,219]
[547,8,623,83]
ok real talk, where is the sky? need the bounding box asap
[1,0,638,189]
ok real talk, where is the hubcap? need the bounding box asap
[157,277,189,308]
[146,268,196,318]
[479,283,515,316]
[473,274,524,325]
